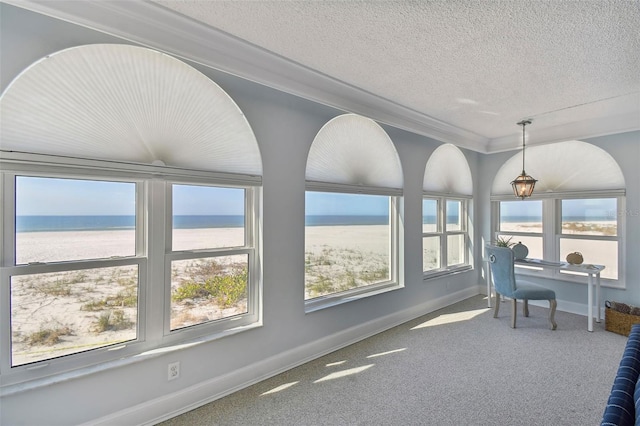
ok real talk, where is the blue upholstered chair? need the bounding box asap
[486,245,557,330]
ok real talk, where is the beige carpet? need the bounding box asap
[159,295,627,425]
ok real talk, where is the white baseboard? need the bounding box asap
[85,286,478,426]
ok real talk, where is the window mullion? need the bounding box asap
[0,172,13,373]
[440,198,447,267]
[1,174,16,266]
[543,199,556,262]
[145,178,167,341]
[390,197,399,283]
[0,267,12,373]
[617,196,625,284]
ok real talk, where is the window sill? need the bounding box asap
[304,282,402,314]
[423,265,473,281]
[0,321,262,397]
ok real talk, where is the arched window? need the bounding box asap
[0,44,262,385]
[491,140,625,282]
[0,44,262,175]
[422,144,473,276]
[305,114,403,310]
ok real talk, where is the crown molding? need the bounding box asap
[487,111,640,153]
[4,0,489,152]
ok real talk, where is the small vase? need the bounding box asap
[512,242,529,260]
[566,252,584,265]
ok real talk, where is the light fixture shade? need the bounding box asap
[511,172,537,199]
[510,119,536,199]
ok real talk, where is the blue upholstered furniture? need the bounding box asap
[486,245,557,330]
[601,324,640,425]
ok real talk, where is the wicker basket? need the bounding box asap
[605,305,640,336]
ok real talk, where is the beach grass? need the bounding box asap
[10,220,618,365]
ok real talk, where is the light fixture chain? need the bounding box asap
[522,121,526,173]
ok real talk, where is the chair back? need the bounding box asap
[486,245,517,298]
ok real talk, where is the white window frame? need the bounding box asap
[422,195,472,279]
[0,152,262,387]
[304,184,401,313]
[492,192,625,287]
[163,180,259,338]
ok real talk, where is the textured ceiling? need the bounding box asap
[3,0,639,152]
[152,0,640,150]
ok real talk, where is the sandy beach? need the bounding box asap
[10,220,618,366]
[11,225,391,366]
[305,225,390,299]
[12,227,252,366]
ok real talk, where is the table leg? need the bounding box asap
[596,272,601,323]
[588,273,594,332]
[487,264,492,308]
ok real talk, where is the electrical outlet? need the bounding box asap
[168,361,180,381]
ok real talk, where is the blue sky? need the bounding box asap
[173,184,244,215]
[305,192,388,216]
[16,178,389,216]
[16,176,616,218]
[16,177,136,216]
[500,199,616,218]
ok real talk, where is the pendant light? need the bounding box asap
[511,119,537,199]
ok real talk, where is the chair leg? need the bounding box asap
[493,293,501,318]
[511,298,517,328]
[549,299,557,330]
[523,299,529,317]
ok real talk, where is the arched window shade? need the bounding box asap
[306,114,403,194]
[423,144,473,196]
[0,44,262,177]
[491,141,625,197]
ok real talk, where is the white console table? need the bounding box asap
[486,257,605,332]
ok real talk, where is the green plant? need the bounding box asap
[93,310,133,333]
[185,259,225,282]
[67,271,88,284]
[307,275,335,297]
[494,235,514,247]
[27,326,72,346]
[342,269,358,290]
[172,281,211,301]
[81,288,137,311]
[95,312,112,332]
[172,266,248,308]
[360,266,389,283]
[30,278,73,297]
[208,269,248,308]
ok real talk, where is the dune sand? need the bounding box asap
[11,225,389,366]
[10,221,617,365]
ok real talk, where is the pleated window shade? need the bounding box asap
[491,141,625,196]
[423,144,473,196]
[306,114,403,194]
[0,44,262,176]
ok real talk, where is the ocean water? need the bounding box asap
[16,215,244,232]
[305,215,389,226]
[17,215,389,232]
[16,214,614,232]
[17,215,136,232]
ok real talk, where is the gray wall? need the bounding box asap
[1,6,481,425]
